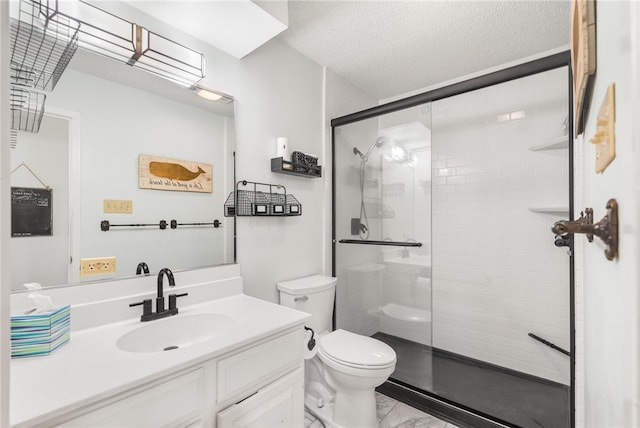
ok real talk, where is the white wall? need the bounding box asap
[431,67,571,384]
[10,115,69,289]
[581,2,640,426]
[231,39,325,303]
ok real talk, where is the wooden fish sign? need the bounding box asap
[139,154,212,193]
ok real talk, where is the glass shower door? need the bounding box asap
[333,102,433,388]
[333,65,571,428]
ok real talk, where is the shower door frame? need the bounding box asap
[331,51,575,428]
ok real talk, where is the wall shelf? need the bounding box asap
[224,180,302,217]
[529,135,569,151]
[271,157,322,178]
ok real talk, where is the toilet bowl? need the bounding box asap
[277,275,397,428]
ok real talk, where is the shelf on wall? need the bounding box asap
[528,207,570,215]
[529,135,569,151]
[271,157,322,178]
[224,180,302,217]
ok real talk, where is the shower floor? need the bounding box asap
[373,332,570,428]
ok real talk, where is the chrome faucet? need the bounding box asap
[129,267,187,322]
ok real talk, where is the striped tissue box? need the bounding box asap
[11,305,70,358]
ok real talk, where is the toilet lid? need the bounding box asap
[319,329,396,368]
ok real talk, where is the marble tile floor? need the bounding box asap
[304,392,459,428]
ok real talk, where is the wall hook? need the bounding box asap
[551,199,618,261]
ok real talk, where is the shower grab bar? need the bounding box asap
[338,239,422,247]
[528,333,570,356]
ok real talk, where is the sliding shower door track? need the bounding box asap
[377,380,514,428]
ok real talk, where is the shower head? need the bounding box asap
[354,137,387,163]
[374,136,386,148]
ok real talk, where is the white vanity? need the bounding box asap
[10,265,309,427]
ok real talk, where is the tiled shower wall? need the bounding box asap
[431,68,571,384]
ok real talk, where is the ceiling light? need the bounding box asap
[50,0,205,87]
[497,110,526,122]
[384,145,417,166]
[190,85,234,104]
[196,89,222,102]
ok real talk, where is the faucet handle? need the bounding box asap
[129,299,152,317]
[168,293,188,311]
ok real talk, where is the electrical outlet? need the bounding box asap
[103,199,133,213]
[80,257,116,276]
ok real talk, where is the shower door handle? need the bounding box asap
[551,199,618,261]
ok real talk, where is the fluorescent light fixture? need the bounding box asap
[190,85,234,104]
[49,0,205,86]
[497,110,526,122]
[196,88,222,102]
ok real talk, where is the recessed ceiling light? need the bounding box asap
[497,110,526,122]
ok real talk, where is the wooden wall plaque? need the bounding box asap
[571,0,596,135]
[139,154,213,193]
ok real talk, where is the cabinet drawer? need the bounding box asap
[217,329,303,404]
[56,368,204,428]
[217,367,304,428]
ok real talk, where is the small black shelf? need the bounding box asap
[271,157,322,178]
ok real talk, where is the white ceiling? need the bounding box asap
[278,0,571,100]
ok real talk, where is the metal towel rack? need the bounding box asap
[100,219,222,231]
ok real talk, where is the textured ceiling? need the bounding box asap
[279,1,571,100]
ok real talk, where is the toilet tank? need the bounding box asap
[277,275,337,335]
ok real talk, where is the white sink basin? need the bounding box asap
[117,313,234,353]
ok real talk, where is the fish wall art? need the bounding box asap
[139,154,213,193]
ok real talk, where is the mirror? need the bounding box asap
[10,48,236,292]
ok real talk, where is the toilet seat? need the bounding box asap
[319,329,396,370]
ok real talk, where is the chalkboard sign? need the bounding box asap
[11,187,52,237]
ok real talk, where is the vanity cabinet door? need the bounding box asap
[217,367,304,428]
[54,368,205,428]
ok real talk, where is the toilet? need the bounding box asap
[277,275,396,428]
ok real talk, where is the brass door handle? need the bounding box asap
[551,199,618,261]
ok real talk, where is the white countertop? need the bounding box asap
[10,294,310,427]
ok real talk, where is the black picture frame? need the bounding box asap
[11,187,53,237]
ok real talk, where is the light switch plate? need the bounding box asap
[104,199,132,213]
[591,83,616,173]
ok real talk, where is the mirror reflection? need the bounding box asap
[10,51,236,292]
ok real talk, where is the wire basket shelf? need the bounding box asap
[10,0,80,92]
[224,181,302,217]
[10,87,46,134]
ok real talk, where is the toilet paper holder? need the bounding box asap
[551,198,618,261]
[304,326,316,351]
